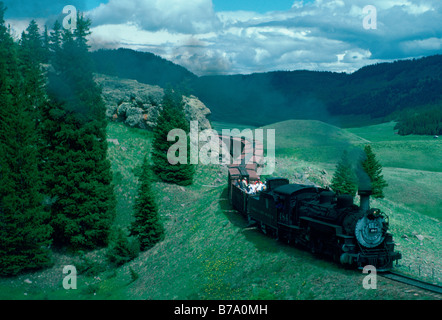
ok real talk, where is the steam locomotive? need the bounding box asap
[224,136,401,271]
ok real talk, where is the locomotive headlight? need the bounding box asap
[368,208,380,219]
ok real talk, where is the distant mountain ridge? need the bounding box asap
[91,49,442,129]
[92,48,197,89]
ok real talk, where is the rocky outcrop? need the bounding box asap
[95,74,211,131]
[182,95,212,132]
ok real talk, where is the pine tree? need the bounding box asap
[361,145,388,198]
[20,20,46,64]
[48,20,62,63]
[41,14,116,250]
[130,155,164,251]
[106,227,139,266]
[0,4,52,276]
[330,150,358,196]
[152,89,195,185]
[19,20,46,124]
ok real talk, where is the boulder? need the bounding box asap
[415,234,424,245]
[95,74,212,131]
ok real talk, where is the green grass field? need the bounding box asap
[346,122,441,221]
[0,120,440,300]
[259,120,368,164]
[347,122,442,172]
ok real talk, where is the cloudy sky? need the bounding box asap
[4,0,442,76]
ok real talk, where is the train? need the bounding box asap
[222,135,402,271]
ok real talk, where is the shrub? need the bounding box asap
[106,228,140,266]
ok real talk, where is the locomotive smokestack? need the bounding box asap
[358,188,371,212]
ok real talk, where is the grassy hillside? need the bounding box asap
[261,119,369,163]
[346,122,442,220]
[382,167,442,221]
[0,121,439,300]
[347,122,442,172]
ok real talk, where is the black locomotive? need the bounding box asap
[227,163,402,271]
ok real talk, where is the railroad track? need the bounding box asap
[381,271,442,297]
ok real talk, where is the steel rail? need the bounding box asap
[381,271,442,296]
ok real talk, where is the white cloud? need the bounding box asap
[401,37,442,52]
[88,0,221,34]
[403,2,434,15]
[6,0,440,76]
[90,23,188,47]
[323,0,345,10]
[85,0,442,75]
[254,48,271,63]
[217,10,267,25]
[5,18,48,39]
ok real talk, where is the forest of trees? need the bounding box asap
[0,5,165,276]
[394,104,442,135]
